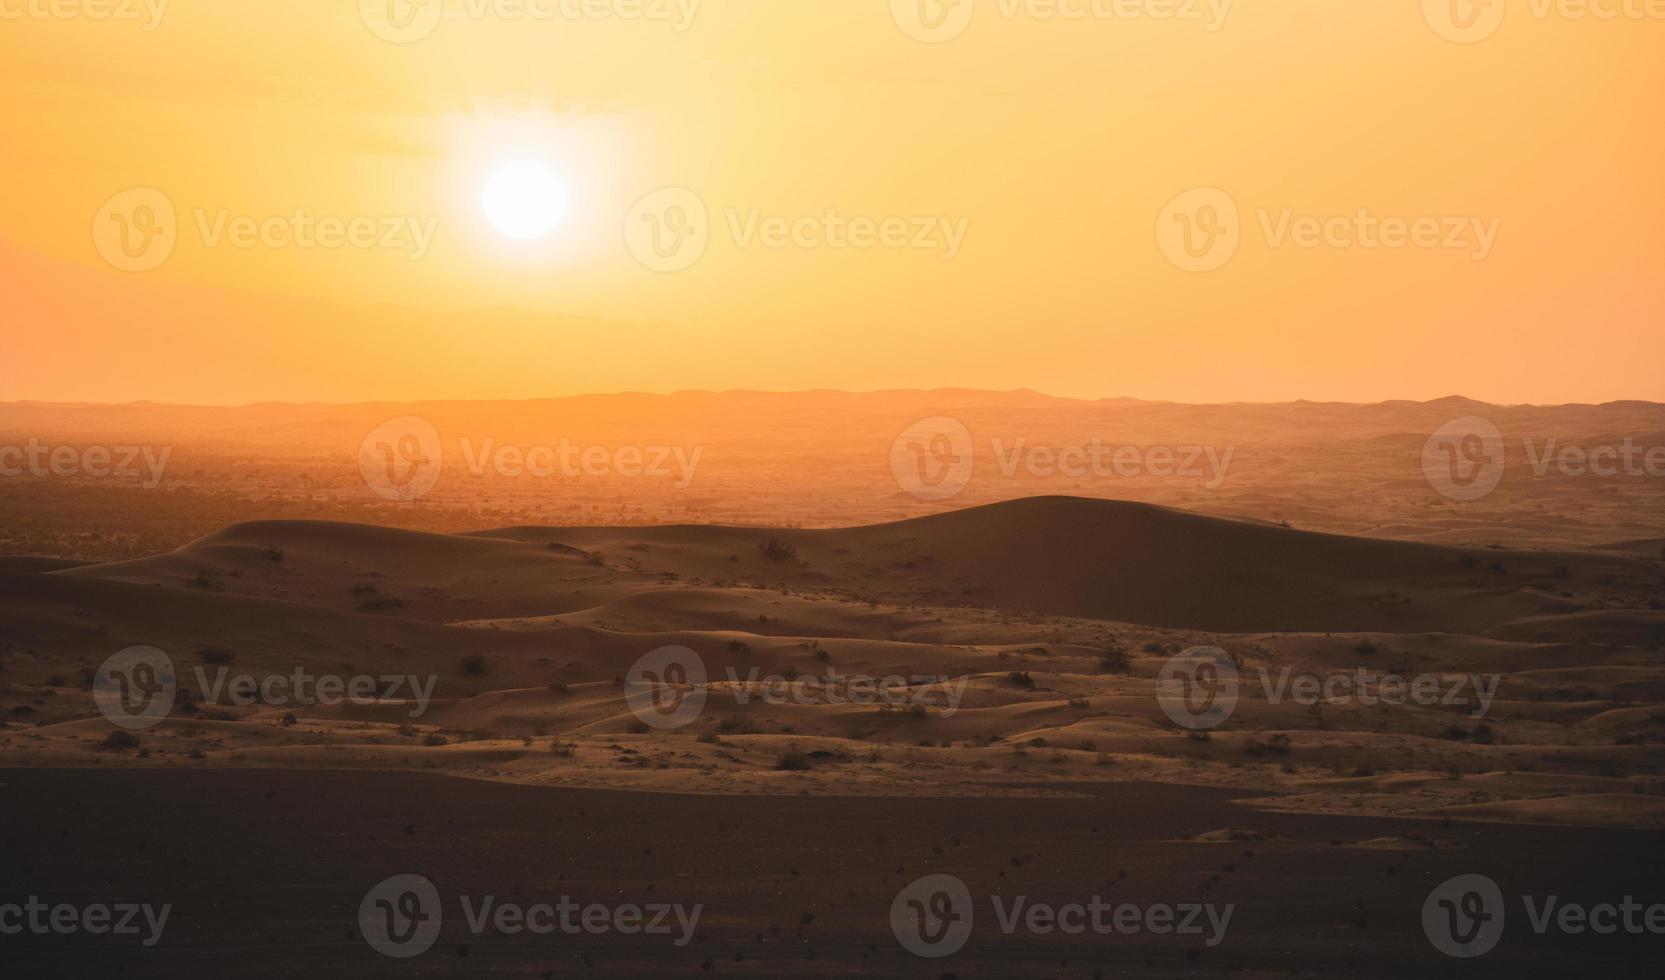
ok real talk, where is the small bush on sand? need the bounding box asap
[99,731,140,751]
[758,539,797,562]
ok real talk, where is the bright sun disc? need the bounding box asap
[481,160,567,241]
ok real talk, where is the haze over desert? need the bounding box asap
[4,1,1664,976]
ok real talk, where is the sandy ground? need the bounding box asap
[3,497,1662,832]
[3,769,1662,978]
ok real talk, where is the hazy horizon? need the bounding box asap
[5,2,1662,407]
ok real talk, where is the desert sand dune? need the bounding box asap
[3,497,1663,830]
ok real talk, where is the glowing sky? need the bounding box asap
[2,0,1661,405]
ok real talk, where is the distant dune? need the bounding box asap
[4,496,1662,828]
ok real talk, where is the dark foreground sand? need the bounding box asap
[2,770,1660,978]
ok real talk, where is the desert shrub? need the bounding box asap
[263,547,285,563]
[198,647,235,665]
[1244,734,1293,756]
[460,655,487,676]
[279,712,297,727]
[99,731,140,750]
[718,715,757,735]
[775,751,814,771]
[626,720,650,734]
[358,596,406,613]
[696,733,720,744]
[1097,646,1130,673]
[1007,671,1036,689]
[1353,640,1378,656]
[757,539,797,562]
[44,674,66,688]
[727,639,750,653]
[1471,723,1495,744]
[423,733,449,747]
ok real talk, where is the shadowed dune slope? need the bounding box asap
[479,497,1656,633]
[33,497,1659,635]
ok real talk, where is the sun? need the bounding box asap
[481,160,568,241]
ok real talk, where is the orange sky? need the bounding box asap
[1,0,1661,406]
